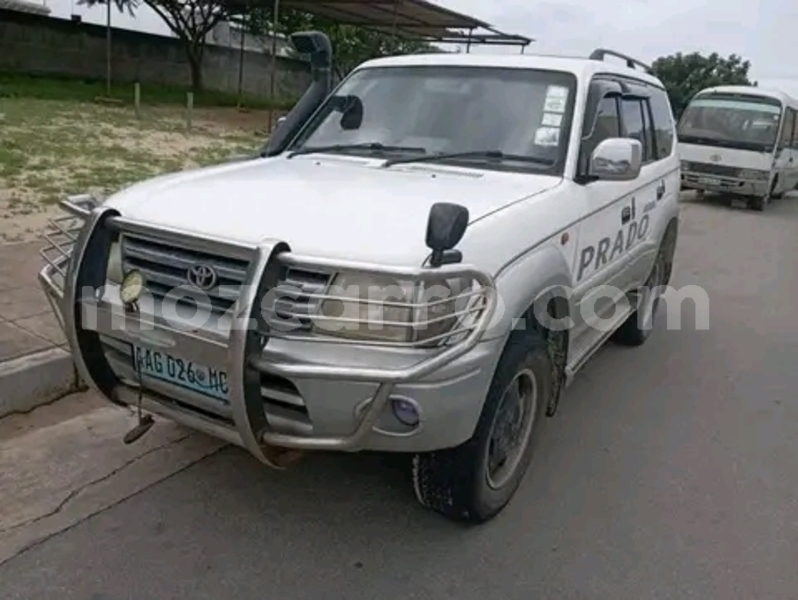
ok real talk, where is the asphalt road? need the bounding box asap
[2,192,798,600]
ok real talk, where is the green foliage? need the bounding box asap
[79,0,229,91]
[232,6,438,77]
[78,0,438,90]
[651,51,755,119]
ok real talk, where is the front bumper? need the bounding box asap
[39,196,499,465]
[681,171,769,197]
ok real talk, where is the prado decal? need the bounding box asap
[576,214,650,281]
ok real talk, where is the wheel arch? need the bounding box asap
[487,244,574,416]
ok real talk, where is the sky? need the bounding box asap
[36,0,798,96]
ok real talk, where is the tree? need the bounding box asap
[651,51,756,119]
[81,0,230,91]
[243,6,437,79]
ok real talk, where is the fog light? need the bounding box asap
[119,269,145,305]
[391,397,420,427]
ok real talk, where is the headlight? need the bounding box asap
[680,160,691,171]
[738,169,769,181]
[312,273,469,346]
[106,241,123,283]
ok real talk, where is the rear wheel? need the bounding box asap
[412,328,551,523]
[612,250,666,347]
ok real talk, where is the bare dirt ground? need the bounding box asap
[0,99,277,243]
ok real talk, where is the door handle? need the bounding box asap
[656,180,666,200]
[621,206,631,224]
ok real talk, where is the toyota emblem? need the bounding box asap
[186,264,218,290]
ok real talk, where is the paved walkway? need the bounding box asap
[0,241,65,364]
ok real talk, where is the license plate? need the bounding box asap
[133,345,229,402]
[698,176,721,186]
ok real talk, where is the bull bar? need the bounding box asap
[39,195,498,467]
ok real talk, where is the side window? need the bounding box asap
[792,109,798,149]
[620,98,653,162]
[642,101,657,161]
[592,96,622,143]
[648,89,675,158]
[582,95,621,164]
[780,108,795,149]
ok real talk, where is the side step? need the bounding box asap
[563,301,635,385]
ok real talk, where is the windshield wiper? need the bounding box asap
[382,150,554,168]
[286,142,426,159]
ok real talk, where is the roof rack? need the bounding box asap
[589,48,652,74]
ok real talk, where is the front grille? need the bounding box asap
[121,234,251,317]
[120,234,331,331]
[684,162,741,178]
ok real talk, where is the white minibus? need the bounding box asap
[678,85,798,211]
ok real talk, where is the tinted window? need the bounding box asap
[792,109,798,149]
[621,98,650,161]
[582,95,621,162]
[781,107,795,148]
[648,89,675,158]
[593,96,622,141]
[641,101,657,161]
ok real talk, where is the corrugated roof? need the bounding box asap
[222,0,532,47]
[0,0,50,15]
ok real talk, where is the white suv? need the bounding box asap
[40,35,680,523]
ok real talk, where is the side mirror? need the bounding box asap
[276,116,286,127]
[426,202,469,267]
[589,138,642,181]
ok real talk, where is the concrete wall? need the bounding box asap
[0,8,312,99]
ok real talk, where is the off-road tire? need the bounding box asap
[612,249,667,347]
[412,328,552,523]
[748,195,767,211]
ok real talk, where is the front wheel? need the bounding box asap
[412,329,552,523]
[748,195,768,211]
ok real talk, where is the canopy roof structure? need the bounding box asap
[226,0,533,49]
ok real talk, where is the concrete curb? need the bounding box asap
[0,348,81,418]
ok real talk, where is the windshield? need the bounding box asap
[287,66,577,174]
[678,94,783,151]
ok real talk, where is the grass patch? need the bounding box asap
[0,71,298,110]
[0,95,277,242]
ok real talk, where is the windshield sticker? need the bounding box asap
[541,112,563,127]
[534,126,560,146]
[543,85,569,113]
[544,96,566,113]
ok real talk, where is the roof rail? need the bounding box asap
[589,48,653,74]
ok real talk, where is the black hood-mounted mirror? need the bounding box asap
[426,202,469,267]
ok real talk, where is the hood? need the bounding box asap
[105,154,561,266]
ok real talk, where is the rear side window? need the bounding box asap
[648,89,675,158]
